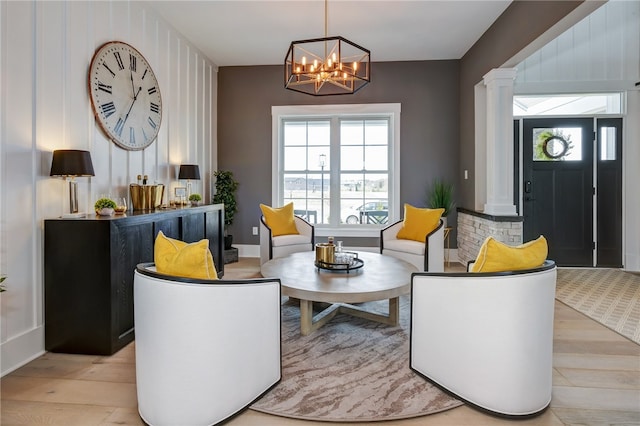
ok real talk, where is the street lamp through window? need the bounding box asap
[319,154,326,223]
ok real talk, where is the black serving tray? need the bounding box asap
[315,252,364,272]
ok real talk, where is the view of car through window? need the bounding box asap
[342,201,388,224]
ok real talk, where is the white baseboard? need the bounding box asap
[235,244,260,258]
[233,244,460,264]
[1,326,45,377]
[448,249,460,264]
[624,253,640,272]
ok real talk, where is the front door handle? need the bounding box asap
[524,180,535,200]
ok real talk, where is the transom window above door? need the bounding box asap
[272,104,401,237]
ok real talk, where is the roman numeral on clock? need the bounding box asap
[97,82,112,94]
[141,69,148,80]
[147,117,157,129]
[129,127,136,144]
[114,118,125,136]
[148,86,157,95]
[114,52,125,70]
[129,54,137,72]
[150,103,160,114]
[100,101,116,118]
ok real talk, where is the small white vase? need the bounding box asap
[96,208,114,216]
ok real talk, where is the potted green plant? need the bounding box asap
[427,179,455,227]
[212,170,239,249]
[188,193,202,206]
[95,197,117,216]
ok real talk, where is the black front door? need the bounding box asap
[523,118,594,266]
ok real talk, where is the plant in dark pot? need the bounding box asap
[212,170,239,249]
[427,179,455,228]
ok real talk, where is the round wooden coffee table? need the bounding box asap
[261,251,417,335]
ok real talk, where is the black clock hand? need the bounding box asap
[130,71,136,97]
[122,86,143,126]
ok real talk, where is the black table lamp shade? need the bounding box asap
[178,164,200,180]
[50,150,95,216]
[50,150,95,177]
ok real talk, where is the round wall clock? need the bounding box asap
[88,41,162,151]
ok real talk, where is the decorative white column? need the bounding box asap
[483,68,517,216]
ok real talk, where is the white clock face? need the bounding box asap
[89,41,162,151]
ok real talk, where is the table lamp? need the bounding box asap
[178,164,200,198]
[50,149,95,218]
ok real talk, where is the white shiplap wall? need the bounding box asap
[0,1,218,375]
[515,0,640,92]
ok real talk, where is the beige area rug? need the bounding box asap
[250,295,463,422]
[556,268,640,344]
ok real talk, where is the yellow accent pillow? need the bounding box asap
[471,235,548,273]
[154,231,218,279]
[396,204,444,242]
[260,203,300,237]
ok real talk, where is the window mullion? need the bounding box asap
[328,116,341,226]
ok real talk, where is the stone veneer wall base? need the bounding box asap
[456,208,524,265]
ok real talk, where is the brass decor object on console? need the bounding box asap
[130,182,164,210]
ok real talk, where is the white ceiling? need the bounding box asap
[148,0,513,67]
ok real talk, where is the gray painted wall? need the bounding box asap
[218,60,460,246]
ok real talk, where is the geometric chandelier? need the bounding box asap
[284,0,370,96]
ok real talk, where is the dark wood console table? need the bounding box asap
[44,204,224,355]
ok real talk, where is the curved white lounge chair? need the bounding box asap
[410,261,557,417]
[380,219,445,272]
[134,264,281,426]
[260,215,314,266]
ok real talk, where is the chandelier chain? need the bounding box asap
[324,0,328,38]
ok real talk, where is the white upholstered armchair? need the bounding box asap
[260,215,314,265]
[134,264,281,426]
[380,219,444,272]
[410,261,557,416]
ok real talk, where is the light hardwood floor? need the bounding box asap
[1,258,638,425]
